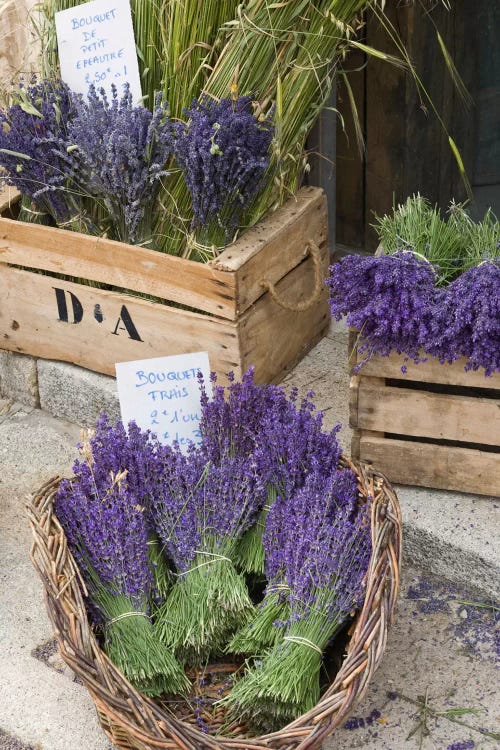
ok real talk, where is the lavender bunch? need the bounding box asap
[172,96,274,253]
[152,445,267,662]
[327,251,439,369]
[227,468,372,729]
[233,387,343,576]
[82,414,174,599]
[69,84,173,247]
[198,370,343,576]
[55,425,188,696]
[0,77,90,231]
[426,262,500,376]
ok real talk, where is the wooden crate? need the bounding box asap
[0,186,329,384]
[349,334,500,496]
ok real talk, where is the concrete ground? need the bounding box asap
[0,324,499,750]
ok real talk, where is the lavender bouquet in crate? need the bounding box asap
[172,95,274,257]
[68,83,173,247]
[227,467,372,728]
[0,77,90,231]
[55,418,187,696]
[152,443,267,662]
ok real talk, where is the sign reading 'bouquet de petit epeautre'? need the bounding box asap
[55,0,142,102]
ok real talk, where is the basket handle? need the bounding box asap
[260,239,324,312]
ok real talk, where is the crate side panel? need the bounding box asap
[0,218,237,319]
[354,348,499,389]
[238,253,330,384]
[357,380,500,446]
[230,189,327,315]
[0,266,241,378]
[359,435,500,496]
[213,186,325,270]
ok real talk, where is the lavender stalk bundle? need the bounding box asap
[69,83,173,247]
[0,77,90,232]
[55,428,188,697]
[198,370,343,577]
[152,445,267,662]
[327,252,500,375]
[172,96,274,256]
[227,468,372,728]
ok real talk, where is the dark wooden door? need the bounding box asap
[335,0,498,254]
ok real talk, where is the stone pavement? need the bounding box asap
[0,323,499,750]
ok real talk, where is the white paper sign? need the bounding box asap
[55,0,142,103]
[115,352,212,450]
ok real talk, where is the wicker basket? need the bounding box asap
[28,458,402,750]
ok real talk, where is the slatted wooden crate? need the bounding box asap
[0,186,329,384]
[349,333,500,496]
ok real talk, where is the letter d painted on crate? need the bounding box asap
[54,287,83,324]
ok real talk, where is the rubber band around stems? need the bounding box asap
[58,214,83,228]
[283,635,323,654]
[21,205,47,216]
[175,550,232,577]
[107,611,150,626]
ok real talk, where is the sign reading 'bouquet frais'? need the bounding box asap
[115,352,213,450]
[55,0,142,102]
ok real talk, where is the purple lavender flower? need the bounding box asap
[172,96,274,245]
[55,416,161,610]
[151,443,266,571]
[152,444,265,658]
[0,77,86,226]
[327,253,500,375]
[427,262,500,375]
[327,251,437,366]
[56,470,152,610]
[263,467,370,620]
[69,83,173,246]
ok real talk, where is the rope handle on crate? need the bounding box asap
[260,239,324,312]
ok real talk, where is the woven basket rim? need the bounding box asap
[28,457,402,750]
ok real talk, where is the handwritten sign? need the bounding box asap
[55,0,142,103]
[115,352,212,450]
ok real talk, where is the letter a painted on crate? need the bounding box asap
[111,305,143,341]
[54,287,83,324]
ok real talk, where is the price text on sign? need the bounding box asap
[55,0,142,102]
[115,352,212,450]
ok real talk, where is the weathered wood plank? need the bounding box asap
[0,266,241,380]
[0,218,237,319]
[356,351,500,389]
[211,187,327,315]
[359,435,500,497]
[234,193,327,316]
[238,253,330,384]
[357,380,500,446]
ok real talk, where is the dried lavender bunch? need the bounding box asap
[172,95,274,253]
[327,251,438,370]
[69,83,173,247]
[198,369,343,576]
[227,468,372,729]
[426,261,500,376]
[152,444,266,662]
[328,252,500,376]
[0,77,90,231]
[55,431,188,696]
[73,414,174,601]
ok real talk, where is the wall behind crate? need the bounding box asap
[336,0,498,254]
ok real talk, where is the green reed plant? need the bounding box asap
[31,0,463,260]
[373,195,500,284]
